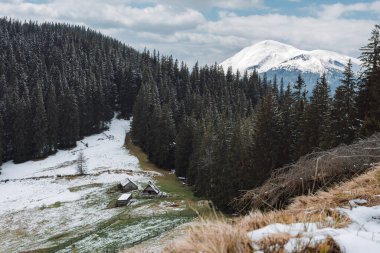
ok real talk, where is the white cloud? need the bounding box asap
[0,1,205,30]
[0,0,377,66]
[138,0,265,10]
[317,1,380,19]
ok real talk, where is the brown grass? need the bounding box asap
[165,166,380,253]
[164,220,252,253]
[238,134,380,211]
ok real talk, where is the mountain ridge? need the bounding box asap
[220,40,361,90]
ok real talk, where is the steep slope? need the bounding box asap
[220,40,361,90]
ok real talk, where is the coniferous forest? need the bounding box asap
[0,18,379,212]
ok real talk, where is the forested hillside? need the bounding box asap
[0,18,146,164]
[0,18,379,212]
[131,25,380,212]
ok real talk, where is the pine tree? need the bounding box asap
[331,60,358,145]
[304,74,332,150]
[291,74,307,157]
[31,82,48,158]
[0,106,3,165]
[175,117,194,177]
[13,94,29,163]
[58,86,79,148]
[278,84,294,164]
[358,24,380,135]
[251,90,282,186]
[46,81,58,153]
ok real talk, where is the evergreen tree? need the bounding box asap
[331,60,358,145]
[358,24,380,135]
[0,106,3,165]
[46,81,58,153]
[291,74,307,157]
[31,82,48,158]
[251,90,282,186]
[278,84,294,164]
[175,117,194,177]
[13,94,29,163]
[303,74,332,150]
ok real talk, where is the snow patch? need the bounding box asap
[247,205,380,252]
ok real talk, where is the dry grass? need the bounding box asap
[164,220,252,253]
[290,166,380,211]
[238,134,380,211]
[255,235,340,253]
[165,166,380,253]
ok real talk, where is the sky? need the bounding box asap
[0,0,378,66]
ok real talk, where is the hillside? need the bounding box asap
[166,165,380,252]
[220,40,361,90]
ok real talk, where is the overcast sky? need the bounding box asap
[0,0,378,66]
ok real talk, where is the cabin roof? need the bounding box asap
[143,181,160,194]
[120,178,137,188]
[118,193,132,201]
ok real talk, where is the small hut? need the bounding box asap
[142,181,160,195]
[116,193,132,207]
[119,178,138,192]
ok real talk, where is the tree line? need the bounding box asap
[131,25,380,212]
[0,18,378,212]
[0,18,146,164]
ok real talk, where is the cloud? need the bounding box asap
[0,1,206,31]
[137,0,265,10]
[317,1,380,19]
[0,0,377,66]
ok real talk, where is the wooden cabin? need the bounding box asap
[119,178,138,192]
[142,181,160,195]
[116,193,132,207]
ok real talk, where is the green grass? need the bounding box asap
[39,201,62,210]
[125,133,197,201]
[68,183,103,192]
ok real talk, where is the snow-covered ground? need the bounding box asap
[0,117,161,251]
[248,204,380,253]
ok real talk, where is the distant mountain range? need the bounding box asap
[220,40,361,91]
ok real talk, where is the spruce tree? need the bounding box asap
[291,74,307,157]
[13,94,28,163]
[175,117,194,178]
[31,82,48,158]
[278,84,294,164]
[307,74,332,150]
[251,90,282,186]
[0,106,3,165]
[358,24,380,135]
[331,60,358,145]
[46,81,58,153]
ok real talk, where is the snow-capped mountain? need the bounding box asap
[220,40,361,91]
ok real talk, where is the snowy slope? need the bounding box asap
[220,40,361,90]
[0,118,156,251]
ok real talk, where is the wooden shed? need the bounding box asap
[142,181,160,195]
[116,193,132,207]
[119,178,138,192]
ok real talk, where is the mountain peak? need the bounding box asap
[252,40,294,48]
[220,40,361,90]
[221,40,360,74]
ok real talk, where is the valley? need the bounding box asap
[0,117,202,253]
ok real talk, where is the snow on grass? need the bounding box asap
[0,117,139,180]
[0,117,160,252]
[56,216,192,253]
[247,204,380,253]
